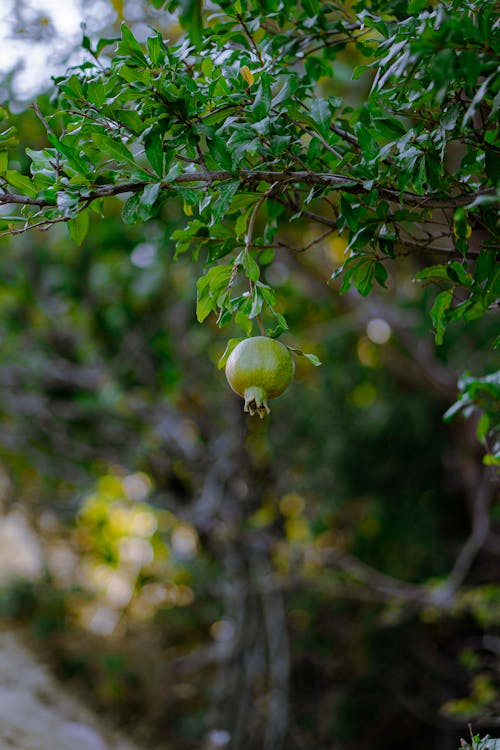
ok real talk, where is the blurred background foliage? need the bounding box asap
[0,2,498,749]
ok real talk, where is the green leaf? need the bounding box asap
[122,192,142,224]
[252,79,272,119]
[407,0,428,14]
[462,74,494,128]
[483,267,500,307]
[287,347,322,366]
[207,134,233,170]
[196,265,233,323]
[87,80,106,108]
[211,180,240,225]
[58,74,83,98]
[302,0,319,14]
[114,109,144,134]
[93,132,136,166]
[446,261,473,287]
[0,124,18,149]
[339,194,359,232]
[57,190,79,217]
[374,261,388,288]
[235,311,253,335]
[67,210,89,246]
[234,206,251,237]
[147,33,166,67]
[5,170,36,196]
[141,182,161,207]
[218,338,244,369]
[259,247,275,265]
[216,308,233,327]
[415,265,451,282]
[0,151,7,172]
[303,353,322,366]
[242,252,260,282]
[118,24,148,66]
[484,454,500,466]
[144,129,164,177]
[430,289,453,345]
[249,289,263,319]
[196,265,233,322]
[90,198,104,216]
[271,74,298,107]
[178,0,203,48]
[476,412,490,443]
[196,281,214,323]
[47,134,90,177]
[122,184,164,223]
[201,57,213,77]
[96,36,120,57]
[374,116,406,138]
[267,312,288,338]
[310,98,331,138]
[348,257,376,297]
[474,248,496,284]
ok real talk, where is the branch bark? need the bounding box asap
[0,169,493,212]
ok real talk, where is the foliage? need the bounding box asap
[0,0,498,344]
[445,372,500,467]
[459,732,500,750]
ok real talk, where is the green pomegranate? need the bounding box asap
[225,336,295,417]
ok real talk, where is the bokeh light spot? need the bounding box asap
[350,382,377,408]
[366,318,391,344]
[171,525,198,559]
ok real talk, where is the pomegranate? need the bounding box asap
[225,336,295,417]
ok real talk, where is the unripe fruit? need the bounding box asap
[225,336,295,418]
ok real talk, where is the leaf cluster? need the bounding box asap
[0,0,497,343]
[445,371,500,467]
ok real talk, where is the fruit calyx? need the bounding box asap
[243,386,270,418]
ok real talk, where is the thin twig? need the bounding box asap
[299,208,338,229]
[236,12,264,65]
[240,184,280,333]
[394,238,481,259]
[245,192,269,254]
[306,28,369,57]
[31,100,55,137]
[0,215,68,238]
[284,113,344,160]
[275,227,335,253]
[32,98,62,178]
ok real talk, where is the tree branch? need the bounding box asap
[236,12,264,65]
[0,190,50,207]
[393,238,482,259]
[258,568,290,750]
[429,469,496,605]
[0,170,493,215]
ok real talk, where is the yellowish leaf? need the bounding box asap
[240,65,254,86]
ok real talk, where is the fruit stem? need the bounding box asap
[256,314,266,335]
[243,386,270,418]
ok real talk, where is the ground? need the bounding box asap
[0,628,141,750]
